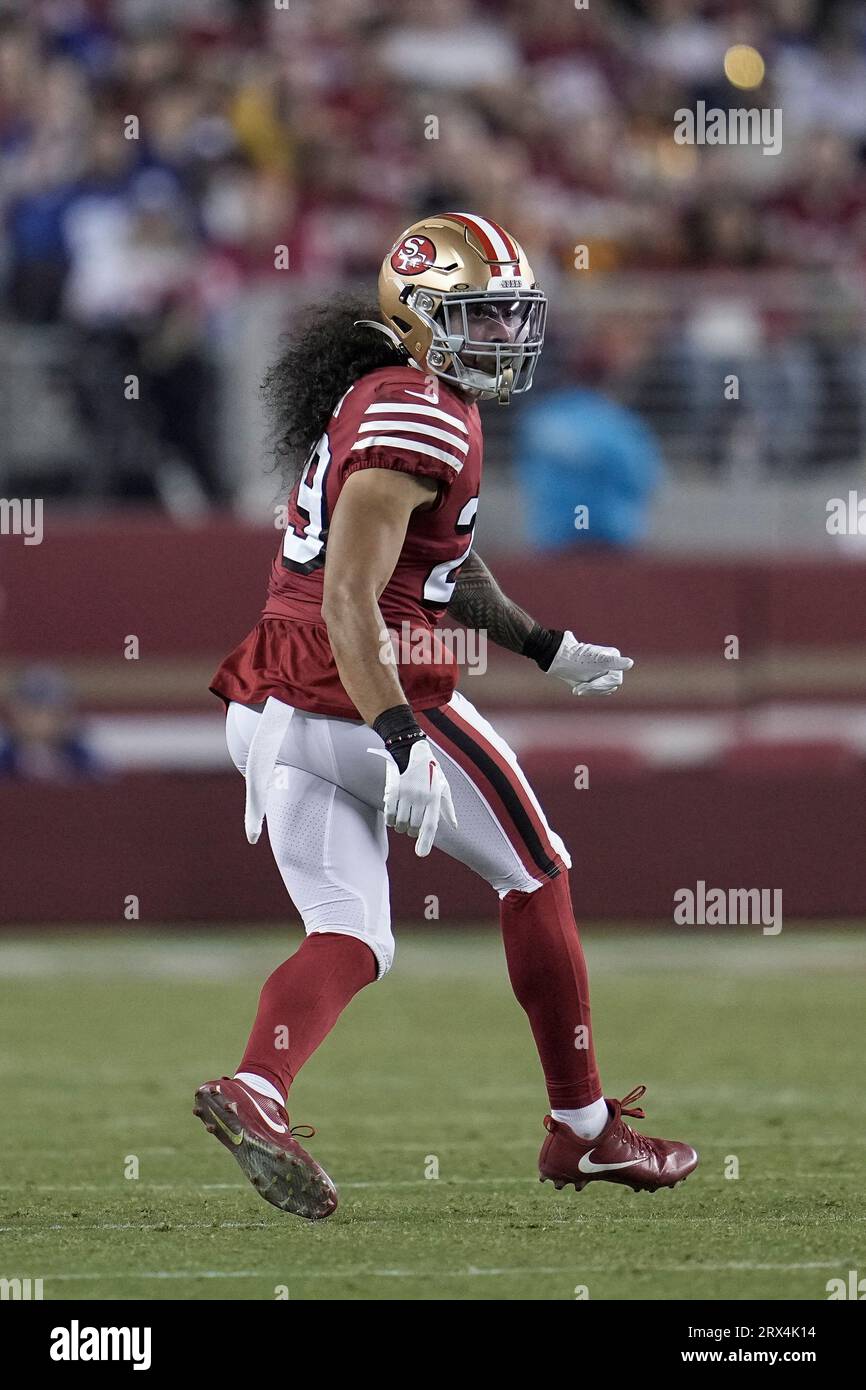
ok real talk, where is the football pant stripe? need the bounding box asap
[419,706,564,881]
[439,700,566,874]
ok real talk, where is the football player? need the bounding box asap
[195,213,698,1218]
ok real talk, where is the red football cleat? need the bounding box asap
[538,1085,698,1194]
[193,1077,338,1220]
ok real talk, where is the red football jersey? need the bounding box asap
[211,365,483,718]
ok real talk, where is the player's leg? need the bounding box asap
[236,764,387,1096]
[416,691,699,1193]
[225,700,392,1101]
[195,702,388,1218]
[414,692,605,1124]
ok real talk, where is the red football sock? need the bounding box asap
[238,932,377,1101]
[500,871,603,1109]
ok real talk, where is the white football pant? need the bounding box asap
[225,691,571,978]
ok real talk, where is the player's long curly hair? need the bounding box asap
[262,299,405,484]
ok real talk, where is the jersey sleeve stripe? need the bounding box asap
[363,402,468,433]
[349,436,464,472]
[356,419,469,454]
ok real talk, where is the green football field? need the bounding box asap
[0,926,863,1302]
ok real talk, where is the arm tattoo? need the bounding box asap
[446,550,536,654]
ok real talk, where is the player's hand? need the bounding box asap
[547,630,634,696]
[369,739,458,856]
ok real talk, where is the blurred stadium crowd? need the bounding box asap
[1,1,865,921]
[0,0,865,508]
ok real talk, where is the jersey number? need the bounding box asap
[282,434,331,573]
[423,496,478,605]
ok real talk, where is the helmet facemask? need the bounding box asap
[404,286,547,404]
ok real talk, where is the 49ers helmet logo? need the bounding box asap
[390,234,437,276]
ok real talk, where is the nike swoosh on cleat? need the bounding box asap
[577,1151,642,1174]
[236,1084,288,1134]
[210,1110,244,1146]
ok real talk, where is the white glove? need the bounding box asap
[368,739,458,856]
[547,630,634,696]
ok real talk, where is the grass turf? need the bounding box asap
[0,926,863,1301]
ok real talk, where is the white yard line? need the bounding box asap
[2,1159,866,1196]
[2,1166,865,1196]
[3,1213,864,1232]
[33,1259,858,1283]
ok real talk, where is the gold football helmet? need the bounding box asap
[370,213,547,404]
